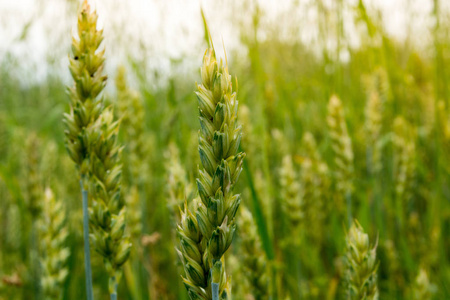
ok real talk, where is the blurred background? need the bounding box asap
[0,0,449,299]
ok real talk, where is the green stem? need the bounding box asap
[81,179,94,300]
[110,276,118,300]
[212,282,219,300]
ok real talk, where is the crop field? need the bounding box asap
[0,0,449,299]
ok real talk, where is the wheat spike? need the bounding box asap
[411,268,435,300]
[238,206,269,300]
[300,132,330,243]
[39,188,70,300]
[177,47,245,300]
[279,154,302,244]
[115,66,147,185]
[327,95,354,221]
[393,117,415,203]
[365,91,383,175]
[165,142,194,220]
[88,109,131,295]
[346,220,379,300]
[63,2,130,298]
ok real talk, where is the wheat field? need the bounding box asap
[0,0,449,299]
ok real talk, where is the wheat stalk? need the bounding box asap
[346,220,379,300]
[39,188,70,300]
[327,95,354,225]
[177,47,245,300]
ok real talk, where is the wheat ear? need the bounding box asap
[177,47,245,300]
[346,220,379,300]
[238,206,269,300]
[327,95,354,225]
[279,154,302,245]
[39,188,70,300]
[63,2,130,299]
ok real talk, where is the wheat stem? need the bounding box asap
[110,275,118,300]
[81,179,94,300]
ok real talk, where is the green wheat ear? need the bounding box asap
[392,116,416,229]
[88,108,132,296]
[327,95,354,224]
[365,91,383,175]
[238,206,269,300]
[279,154,302,246]
[177,46,245,300]
[411,268,435,300]
[39,188,70,300]
[63,1,130,299]
[64,0,106,179]
[346,220,379,300]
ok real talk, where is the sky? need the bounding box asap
[0,0,445,85]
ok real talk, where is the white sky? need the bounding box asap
[0,0,446,85]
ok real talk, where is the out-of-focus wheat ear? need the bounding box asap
[365,91,383,175]
[237,206,269,300]
[25,132,42,296]
[327,95,354,226]
[25,132,42,218]
[39,188,70,300]
[410,268,436,300]
[345,220,379,300]
[115,66,147,185]
[165,142,194,222]
[301,132,330,244]
[392,116,416,229]
[279,155,302,246]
